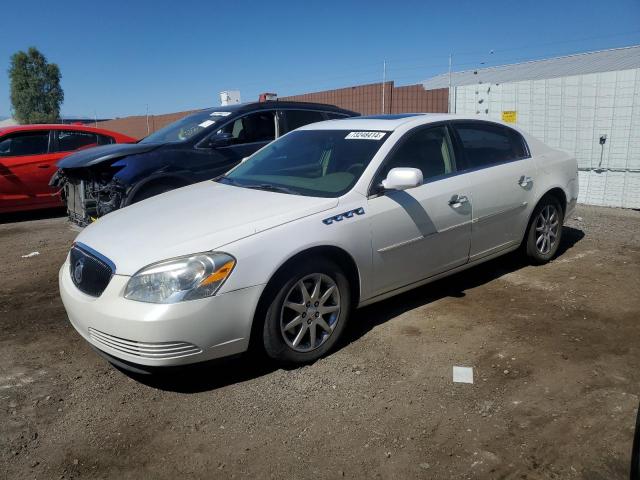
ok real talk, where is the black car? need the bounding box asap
[51,101,358,225]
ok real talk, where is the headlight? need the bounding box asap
[124,253,235,303]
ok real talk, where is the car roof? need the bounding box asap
[298,113,523,131]
[0,123,134,137]
[197,101,358,116]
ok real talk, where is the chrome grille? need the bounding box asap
[69,244,114,297]
[88,328,202,359]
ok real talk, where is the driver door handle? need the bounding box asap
[449,194,469,208]
[518,175,533,187]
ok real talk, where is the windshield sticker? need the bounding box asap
[210,111,232,117]
[198,119,216,128]
[345,131,386,140]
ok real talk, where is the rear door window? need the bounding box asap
[453,122,529,170]
[283,110,326,132]
[217,111,276,145]
[55,130,100,152]
[0,131,50,156]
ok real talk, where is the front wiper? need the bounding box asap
[243,183,299,195]
[216,177,299,195]
[215,175,236,184]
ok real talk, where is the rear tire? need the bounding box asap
[262,258,351,365]
[524,195,564,264]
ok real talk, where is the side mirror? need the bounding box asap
[381,167,423,191]
[207,132,233,148]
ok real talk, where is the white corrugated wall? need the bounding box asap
[453,68,640,208]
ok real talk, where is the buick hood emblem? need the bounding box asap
[73,258,85,284]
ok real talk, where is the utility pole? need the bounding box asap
[382,60,386,114]
[448,53,452,113]
[146,104,150,135]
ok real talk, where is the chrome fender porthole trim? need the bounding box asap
[322,207,365,225]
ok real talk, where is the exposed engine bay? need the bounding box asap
[50,164,126,227]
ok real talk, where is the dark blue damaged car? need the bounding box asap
[51,101,357,226]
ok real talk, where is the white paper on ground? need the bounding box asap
[21,251,40,258]
[453,366,474,384]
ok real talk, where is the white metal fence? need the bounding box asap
[453,68,640,208]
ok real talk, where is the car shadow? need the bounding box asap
[0,207,66,225]
[122,226,585,394]
[341,225,585,348]
[386,190,439,237]
[116,352,279,394]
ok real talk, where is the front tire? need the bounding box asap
[131,182,178,204]
[263,258,351,365]
[524,195,564,264]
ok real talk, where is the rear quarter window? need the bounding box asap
[325,112,350,120]
[284,110,326,132]
[97,134,115,145]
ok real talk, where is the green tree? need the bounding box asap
[9,47,64,124]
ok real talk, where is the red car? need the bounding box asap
[0,124,135,213]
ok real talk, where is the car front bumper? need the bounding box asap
[59,260,265,367]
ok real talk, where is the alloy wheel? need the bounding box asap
[535,204,560,255]
[280,273,341,352]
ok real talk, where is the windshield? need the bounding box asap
[139,110,232,144]
[218,129,390,197]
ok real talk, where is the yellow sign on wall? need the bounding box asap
[502,111,517,123]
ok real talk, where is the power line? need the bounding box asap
[221,66,384,93]
[115,31,640,116]
[265,38,640,97]
[453,29,640,57]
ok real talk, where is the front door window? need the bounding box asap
[0,131,50,157]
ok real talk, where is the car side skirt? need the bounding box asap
[358,242,520,308]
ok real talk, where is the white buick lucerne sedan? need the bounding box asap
[59,114,578,370]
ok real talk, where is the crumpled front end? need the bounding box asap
[51,163,127,227]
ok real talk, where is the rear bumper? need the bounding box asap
[59,260,265,367]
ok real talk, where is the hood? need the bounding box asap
[57,142,163,168]
[75,181,338,275]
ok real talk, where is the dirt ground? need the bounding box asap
[1,204,639,479]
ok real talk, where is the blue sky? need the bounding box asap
[1,0,639,119]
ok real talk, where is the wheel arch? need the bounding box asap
[521,186,568,246]
[543,187,567,214]
[248,245,361,350]
[124,173,191,206]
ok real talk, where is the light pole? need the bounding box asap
[382,60,387,114]
[146,104,150,135]
[448,53,452,113]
